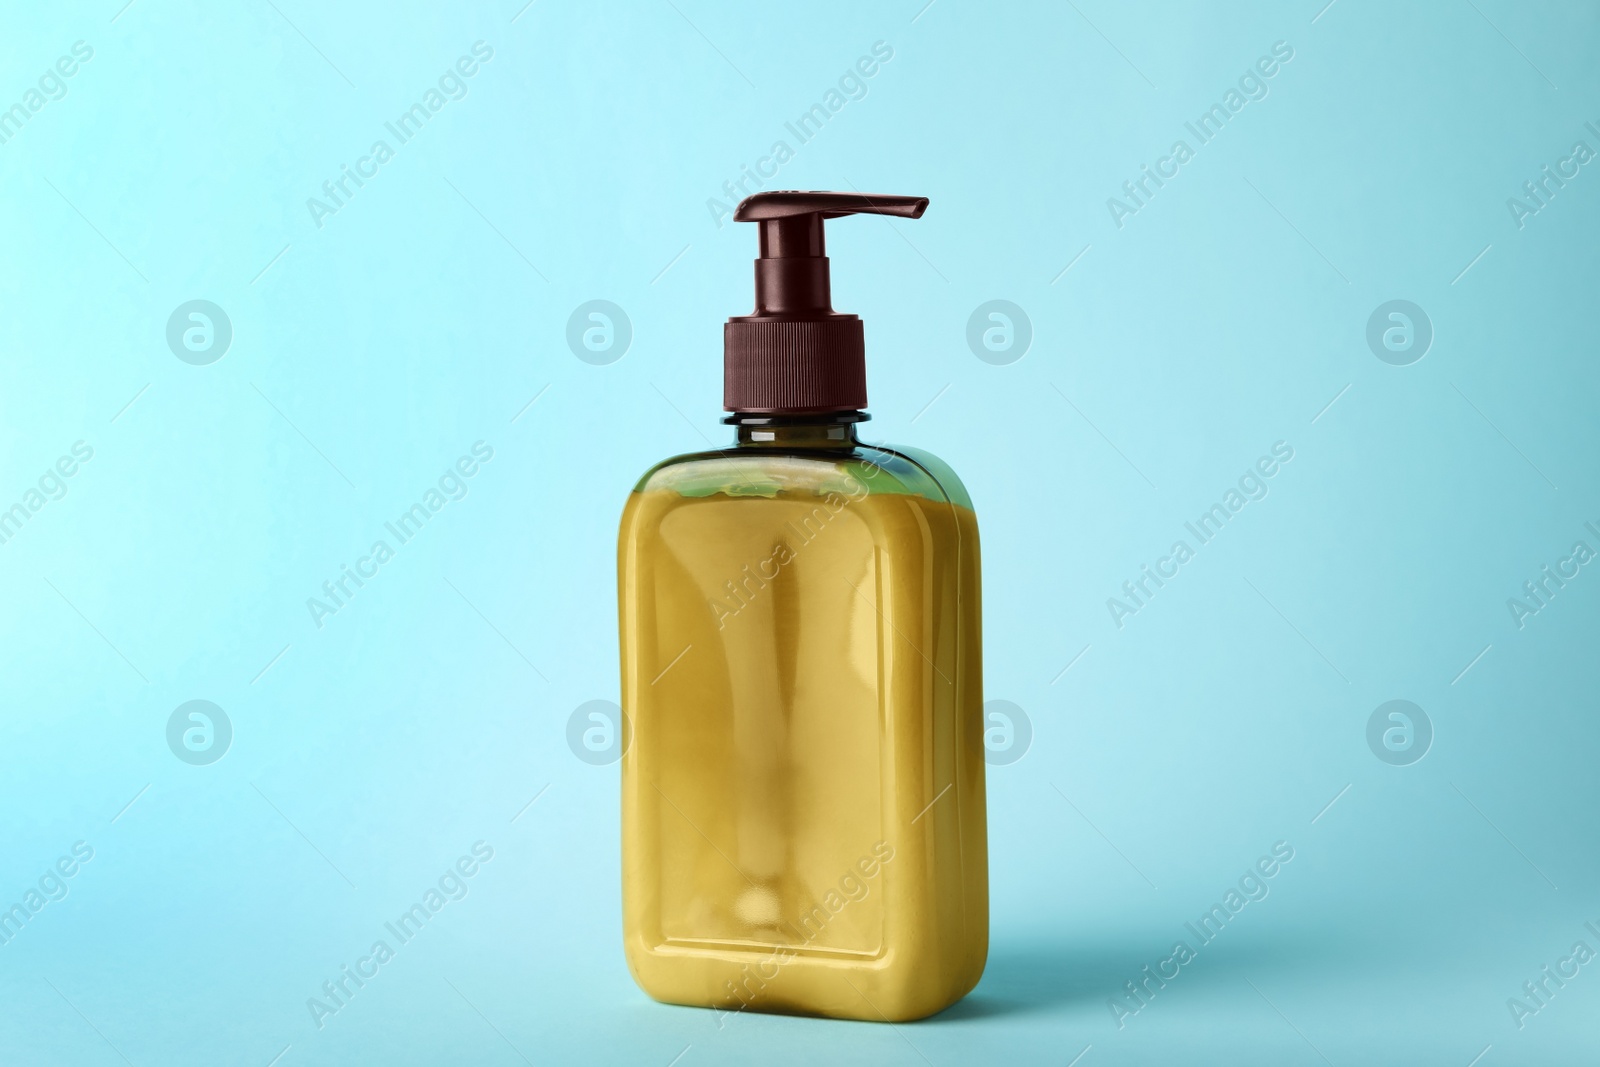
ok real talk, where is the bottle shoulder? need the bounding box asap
[628,443,973,511]
[877,444,975,511]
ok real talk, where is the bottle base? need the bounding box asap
[624,941,987,1023]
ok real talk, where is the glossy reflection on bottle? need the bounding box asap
[618,416,987,1021]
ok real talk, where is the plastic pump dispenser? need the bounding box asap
[723,192,927,414]
[617,191,987,1022]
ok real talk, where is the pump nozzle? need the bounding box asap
[725,191,929,415]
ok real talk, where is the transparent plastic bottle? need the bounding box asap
[618,415,987,1021]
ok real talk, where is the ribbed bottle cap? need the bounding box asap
[723,318,865,413]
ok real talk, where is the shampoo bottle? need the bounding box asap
[617,192,987,1021]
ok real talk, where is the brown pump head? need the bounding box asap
[724,191,928,414]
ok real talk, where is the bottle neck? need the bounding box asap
[726,411,866,450]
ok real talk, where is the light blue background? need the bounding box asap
[3,1,1598,1063]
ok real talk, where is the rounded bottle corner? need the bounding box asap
[874,444,976,512]
[628,451,698,495]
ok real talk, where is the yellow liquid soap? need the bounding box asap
[618,441,987,1021]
